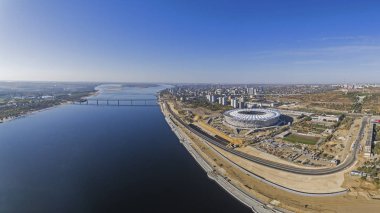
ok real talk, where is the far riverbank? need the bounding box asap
[0,90,97,124]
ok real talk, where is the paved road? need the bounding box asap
[166,116,284,212]
[165,102,368,176]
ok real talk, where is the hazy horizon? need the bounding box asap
[0,80,378,85]
[1,0,380,83]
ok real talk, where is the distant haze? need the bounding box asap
[1,0,380,84]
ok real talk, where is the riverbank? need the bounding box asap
[0,90,98,124]
[160,102,285,213]
[160,100,380,212]
[0,103,67,124]
[1,85,253,212]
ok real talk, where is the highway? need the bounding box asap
[165,102,368,176]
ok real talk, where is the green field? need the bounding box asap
[283,133,319,145]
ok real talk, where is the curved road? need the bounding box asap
[165,102,368,176]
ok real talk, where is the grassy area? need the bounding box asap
[283,133,320,145]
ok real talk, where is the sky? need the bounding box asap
[0,0,380,84]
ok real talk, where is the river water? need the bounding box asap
[0,84,251,213]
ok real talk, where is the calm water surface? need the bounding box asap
[0,85,251,213]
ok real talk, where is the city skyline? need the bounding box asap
[1,0,380,83]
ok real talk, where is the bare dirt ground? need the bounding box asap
[276,91,354,114]
[237,145,329,169]
[184,122,380,213]
[321,118,361,161]
[278,91,353,106]
[165,101,380,212]
[212,143,346,193]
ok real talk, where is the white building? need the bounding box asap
[224,108,281,129]
[211,95,216,103]
[216,89,222,95]
[221,97,227,106]
[231,98,238,108]
[206,94,211,102]
[246,102,276,108]
[248,88,254,95]
[218,96,227,105]
[311,115,341,123]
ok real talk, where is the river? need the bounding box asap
[0,84,251,213]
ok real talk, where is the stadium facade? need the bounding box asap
[223,108,281,129]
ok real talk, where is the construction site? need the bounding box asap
[160,86,380,213]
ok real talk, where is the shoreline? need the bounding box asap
[0,90,98,125]
[161,100,348,192]
[164,117,280,213]
[159,99,376,212]
[0,102,70,124]
[160,102,285,213]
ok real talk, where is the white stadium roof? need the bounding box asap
[224,108,280,122]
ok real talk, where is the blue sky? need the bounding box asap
[1,0,380,83]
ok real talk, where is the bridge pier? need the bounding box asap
[118,100,120,106]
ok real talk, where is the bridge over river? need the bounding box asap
[73,98,158,106]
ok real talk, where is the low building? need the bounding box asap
[275,130,291,139]
[350,170,367,177]
[246,102,277,108]
[311,115,341,123]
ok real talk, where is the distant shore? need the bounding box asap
[0,90,98,125]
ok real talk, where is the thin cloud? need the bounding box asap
[360,61,380,67]
[292,60,329,65]
[252,45,380,58]
[319,35,370,41]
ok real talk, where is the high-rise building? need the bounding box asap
[231,98,238,108]
[216,89,222,95]
[239,101,245,109]
[248,88,254,95]
[221,97,227,105]
[206,94,211,102]
[211,95,215,103]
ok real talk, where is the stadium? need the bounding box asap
[223,108,281,129]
